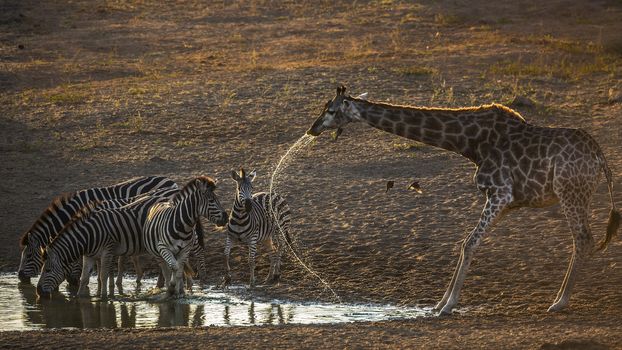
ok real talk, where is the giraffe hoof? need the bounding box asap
[547,302,568,312]
[439,305,454,316]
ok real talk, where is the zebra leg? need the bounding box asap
[274,235,283,283]
[156,269,165,288]
[222,235,232,287]
[263,237,277,284]
[175,246,192,296]
[192,238,208,286]
[95,259,102,297]
[158,248,179,296]
[78,256,96,297]
[248,239,257,288]
[157,259,172,292]
[108,257,116,298]
[98,252,114,299]
[116,256,125,290]
[132,256,144,286]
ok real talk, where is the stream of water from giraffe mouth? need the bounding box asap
[268,134,341,302]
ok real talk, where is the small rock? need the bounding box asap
[17,44,24,50]
[149,156,166,162]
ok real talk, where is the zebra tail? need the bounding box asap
[595,143,620,251]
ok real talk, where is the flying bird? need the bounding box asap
[408,181,423,193]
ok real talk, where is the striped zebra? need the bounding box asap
[18,175,177,284]
[224,169,292,287]
[143,176,228,296]
[36,187,179,298]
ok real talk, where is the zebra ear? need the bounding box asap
[248,170,257,182]
[230,170,240,181]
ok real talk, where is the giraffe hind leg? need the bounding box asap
[548,197,593,312]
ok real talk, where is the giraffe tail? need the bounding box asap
[595,143,620,252]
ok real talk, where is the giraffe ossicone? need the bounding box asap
[308,85,620,314]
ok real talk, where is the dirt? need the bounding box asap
[1,0,622,348]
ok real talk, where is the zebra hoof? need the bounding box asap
[219,275,231,289]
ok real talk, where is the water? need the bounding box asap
[267,134,340,300]
[0,273,432,331]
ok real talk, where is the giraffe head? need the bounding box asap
[306,85,363,138]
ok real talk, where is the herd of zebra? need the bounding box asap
[17,171,292,299]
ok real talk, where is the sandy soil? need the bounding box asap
[1,0,622,348]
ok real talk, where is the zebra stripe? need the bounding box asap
[225,169,291,287]
[143,176,227,296]
[18,176,178,283]
[36,187,178,298]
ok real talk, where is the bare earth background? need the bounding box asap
[1,0,622,348]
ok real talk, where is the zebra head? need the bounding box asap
[231,168,256,213]
[36,249,65,299]
[18,232,43,283]
[306,85,366,138]
[193,176,228,227]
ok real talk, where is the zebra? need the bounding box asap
[143,176,228,296]
[18,175,177,284]
[36,187,179,298]
[224,169,292,288]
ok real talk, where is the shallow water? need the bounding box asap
[0,273,432,331]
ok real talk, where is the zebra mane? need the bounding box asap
[19,191,78,248]
[171,176,216,205]
[47,201,101,253]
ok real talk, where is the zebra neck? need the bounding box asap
[172,193,200,239]
[228,197,251,231]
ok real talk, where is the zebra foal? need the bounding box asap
[224,169,292,288]
[143,176,228,296]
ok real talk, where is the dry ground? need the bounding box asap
[1,0,622,348]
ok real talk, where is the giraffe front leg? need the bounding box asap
[548,196,593,312]
[437,189,511,315]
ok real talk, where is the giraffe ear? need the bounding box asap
[356,92,368,100]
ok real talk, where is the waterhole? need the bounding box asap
[0,273,432,331]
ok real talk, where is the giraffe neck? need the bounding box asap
[350,99,522,163]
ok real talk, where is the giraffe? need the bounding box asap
[306,86,620,314]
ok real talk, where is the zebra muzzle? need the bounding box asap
[36,285,52,299]
[18,270,31,283]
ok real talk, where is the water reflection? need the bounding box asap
[1,273,431,331]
